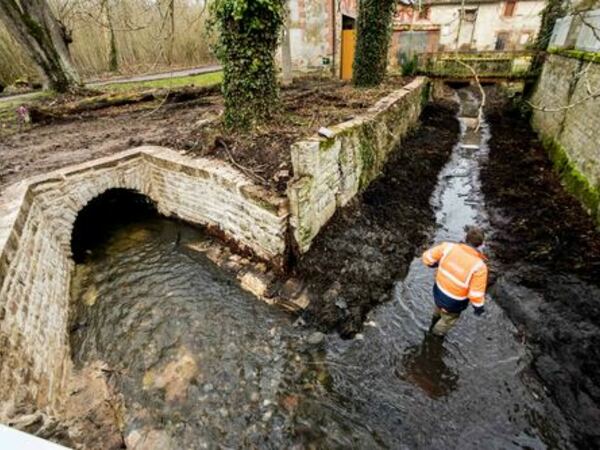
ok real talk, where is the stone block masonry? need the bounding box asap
[288,77,428,253]
[0,77,430,417]
[0,146,289,413]
[530,53,600,225]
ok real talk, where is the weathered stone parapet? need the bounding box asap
[415,51,535,79]
[287,77,428,253]
[0,146,289,413]
[530,54,600,225]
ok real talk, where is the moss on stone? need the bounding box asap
[298,224,313,245]
[420,82,430,106]
[357,124,378,191]
[548,48,600,63]
[542,135,600,223]
[319,138,336,152]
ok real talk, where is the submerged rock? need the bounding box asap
[306,332,325,345]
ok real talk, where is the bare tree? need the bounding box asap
[0,0,81,92]
[281,5,293,86]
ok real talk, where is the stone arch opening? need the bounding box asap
[444,80,471,89]
[70,188,159,263]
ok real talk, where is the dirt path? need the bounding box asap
[481,87,600,447]
[0,95,222,189]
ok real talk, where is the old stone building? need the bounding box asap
[393,0,545,52]
[285,0,545,78]
[286,0,358,77]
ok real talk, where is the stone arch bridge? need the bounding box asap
[0,146,288,412]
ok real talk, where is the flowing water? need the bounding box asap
[70,90,574,449]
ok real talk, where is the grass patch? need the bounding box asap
[0,91,52,111]
[100,71,223,92]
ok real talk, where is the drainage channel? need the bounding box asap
[64,89,575,449]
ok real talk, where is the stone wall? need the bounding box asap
[0,76,432,414]
[416,51,534,78]
[530,53,600,224]
[0,147,288,413]
[287,77,428,252]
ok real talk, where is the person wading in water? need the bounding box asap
[422,226,488,337]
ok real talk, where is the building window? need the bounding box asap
[418,6,431,20]
[504,1,516,17]
[463,8,478,22]
[495,31,510,50]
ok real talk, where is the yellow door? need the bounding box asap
[341,29,356,80]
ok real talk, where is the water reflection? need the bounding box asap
[397,333,458,399]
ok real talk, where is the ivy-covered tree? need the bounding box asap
[210,0,286,131]
[352,0,397,87]
[0,0,80,92]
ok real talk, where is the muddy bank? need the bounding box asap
[0,76,410,192]
[481,87,600,447]
[296,100,459,337]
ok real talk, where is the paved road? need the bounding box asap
[0,64,222,104]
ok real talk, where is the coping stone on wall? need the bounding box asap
[287,77,428,253]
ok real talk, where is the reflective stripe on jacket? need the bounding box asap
[422,242,488,313]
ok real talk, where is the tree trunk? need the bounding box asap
[102,0,119,72]
[0,0,80,92]
[281,8,293,86]
[212,0,286,131]
[352,0,396,87]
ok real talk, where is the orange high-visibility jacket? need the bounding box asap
[422,242,488,309]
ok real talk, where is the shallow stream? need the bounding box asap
[70,90,574,449]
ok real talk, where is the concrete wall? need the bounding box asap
[287,77,428,253]
[530,53,600,224]
[0,147,289,413]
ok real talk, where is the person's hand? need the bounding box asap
[473,306,485,317]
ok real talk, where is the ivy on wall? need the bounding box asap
[210,0,285,131]
[530,0,567,75]
[352,0,396,87]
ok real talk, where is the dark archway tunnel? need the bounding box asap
[70,188,159,263]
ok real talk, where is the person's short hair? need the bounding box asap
[465,226,485,247]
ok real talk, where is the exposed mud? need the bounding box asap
[296,100,459,337]
[480,87,600,447]
[0,76,411,193]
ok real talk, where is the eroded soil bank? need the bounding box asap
[295,100,459,337]
[481,87,600,447]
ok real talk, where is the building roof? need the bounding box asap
[413,0,542,5]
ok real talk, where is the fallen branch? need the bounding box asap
[28,90,159,123]
[26,85,220,123]
[454,59,486,131]
[215,138,268,184]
